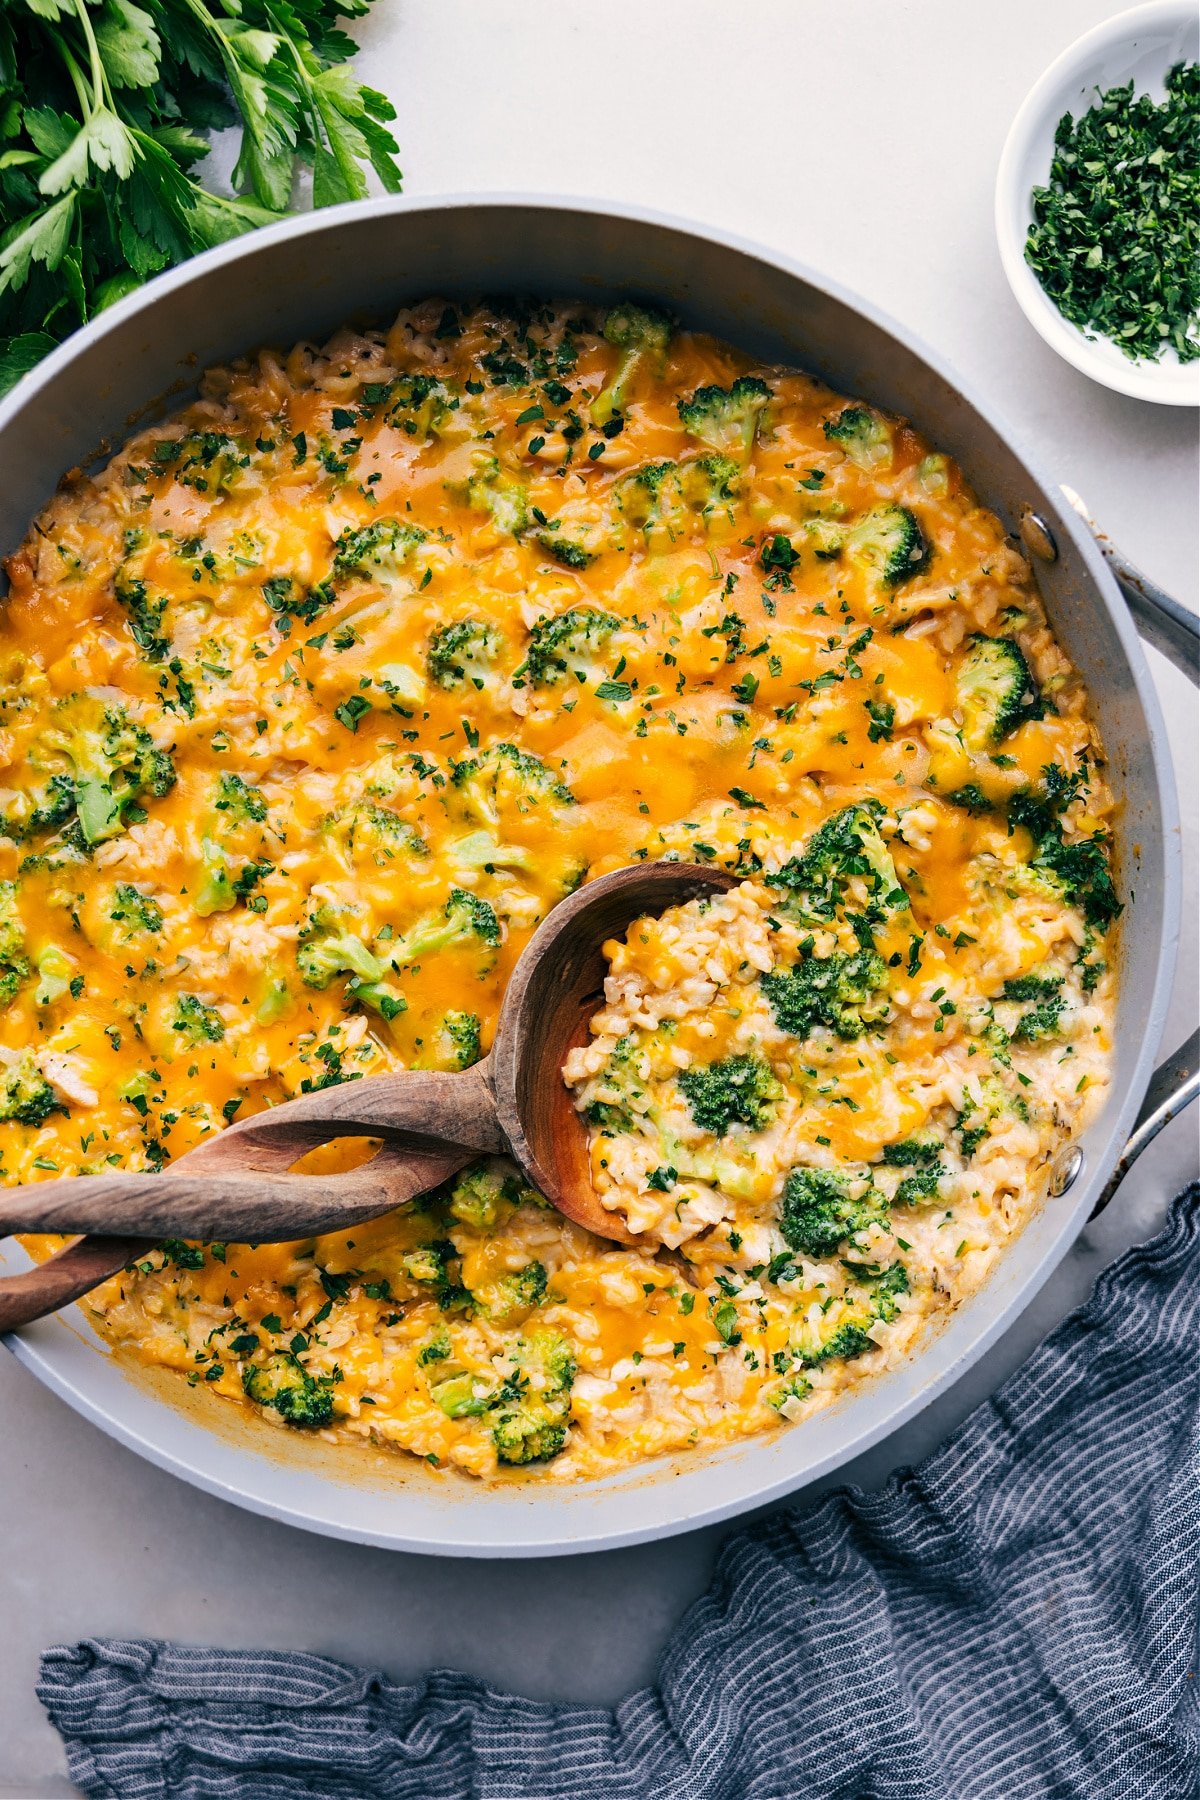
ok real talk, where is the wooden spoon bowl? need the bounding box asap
[0,862,736,1328]
[491,860,737,1239]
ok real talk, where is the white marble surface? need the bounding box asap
[2,3,1197,1791]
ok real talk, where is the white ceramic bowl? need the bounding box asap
[996,1,1200,406]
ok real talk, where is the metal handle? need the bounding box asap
[1090,1029,1200,1217]
[1060,485,1200,684]
[1035,494,1199,1208]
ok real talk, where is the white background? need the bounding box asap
[3,2,1197,1790]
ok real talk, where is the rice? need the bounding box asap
[3,298,1116,1480]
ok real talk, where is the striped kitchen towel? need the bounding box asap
[39,1184,1200,1800]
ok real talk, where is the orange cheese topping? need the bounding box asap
[1,300,1115,1479]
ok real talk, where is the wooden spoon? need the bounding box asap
[0,862,735,1331]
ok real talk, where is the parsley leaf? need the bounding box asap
[0,0,403,393]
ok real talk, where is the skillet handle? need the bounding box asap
[1090,1029,1200,1218]
[1059,487,1200,684]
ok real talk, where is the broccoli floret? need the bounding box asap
[1002,968,1062,1003]
[426,619,501,691]
[677,1053,781,1138]
[4,774,75,842]
[242,1353,334,1429]
[0,1051,58,1124]
[463,456,529,537]
[521,606,619,686]
[581,1032,652,1134]
[615,454,739,535]
[297,908,406,1020]
[591,303,673,426]
[795,1319,875,1369]
[444,1161,528,1231]
[432,1372,496,1419]
[381,373,458,439]
[0,881,28,1005]
[761,946,888,1041]
[322,802,427,871]
[397,887,500,965]
[956,636,1039,750]
[155,430,249,495]
[402,1240,456,1286]
[28,701,177,847]
[519,1328,576,1393]
[766,802,908,926]
[892,1162,944,1207]
[0,961,25,1008]
[822,405,894,469]
[681,454,740,516]
[110,882,163,934]
[871,1261,910,1323]
[213,771,268,824]
[802,516,848,562]
[492,1328,576,1466]
[34,943,73,1006]
[448,1168,507,1230]
[538,536,597,570]
[114,572,170,660]
[944,784,995,816]
[416,1326,452,1367]
[1010,978,1066,1043]
[877,1137,946,1205]
[333,518,428,582]
[880,1138,942,1168]
[400,1239,473,1313]
[677,376,770,458]
[192,839,237,918]
[449,743,575,830]
[297,930,384,989]
[76,718,176,842]
[429,1010,483,1071]
[172,993,225,1043]
[256,972,293,1025]
[779,1166,887,1258]
[492,1410,568,1464]
[1008,794,1121,929]
[614,460,678,531]
[488,1261,548,1322]
[956,1075,1029,1158]
[847,504,931,586]
[766,1373,814,1414]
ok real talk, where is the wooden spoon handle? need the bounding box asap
[182,1060,504,1177]
[0,1141,473,1246]
[0,1234,147,1333]
[0,1141,475,1332]
[0,1059,504,1333]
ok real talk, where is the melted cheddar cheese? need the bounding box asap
[2,301,1116,1480]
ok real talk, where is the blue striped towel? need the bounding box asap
[39,1185,1200,1800]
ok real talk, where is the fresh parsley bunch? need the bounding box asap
[0,0,401,393]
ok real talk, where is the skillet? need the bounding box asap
[0,196,1194,1556]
